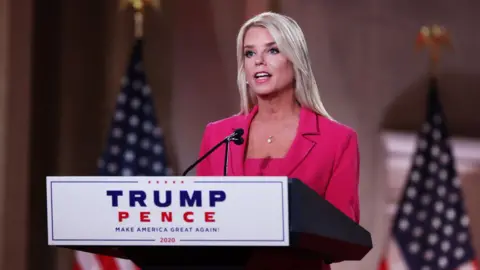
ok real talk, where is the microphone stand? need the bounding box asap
[223,135,244,176]
[182,131,244,176]
[224,139,230,176]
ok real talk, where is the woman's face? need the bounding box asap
[243,27,295,97]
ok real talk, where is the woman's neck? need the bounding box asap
[255,90,300,121]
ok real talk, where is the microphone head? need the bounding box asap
[233,137,244,145]
[234,128,244,136]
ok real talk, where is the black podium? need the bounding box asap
[58,178,372,269]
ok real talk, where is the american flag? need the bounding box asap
[379,77,478,270]
[73,39,172,270]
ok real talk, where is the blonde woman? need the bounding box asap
[197,12,360,270]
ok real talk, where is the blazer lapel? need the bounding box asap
[228,106,258,176]
[280,107,320,176]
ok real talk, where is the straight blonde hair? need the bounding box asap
[236,12,333,120]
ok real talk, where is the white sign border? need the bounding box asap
[46,176,290,246]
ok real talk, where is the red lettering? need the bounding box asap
[118,211,217,223]
[118,211,129,222]
[205,212,215,222]
[183,211,194,222]
[161,212,172,222]
[140,212,150,222]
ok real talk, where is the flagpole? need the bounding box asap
[415,24,452,77]
[119,0,162,38]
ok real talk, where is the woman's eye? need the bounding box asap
[244,50,254,58]
[269,48,280,54]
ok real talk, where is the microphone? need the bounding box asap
[182,128,245,176]
[232,128,244,136]
[223,128,244,176]
[228,128,244,145]
[232,137,244,145]
[229,129,244,146]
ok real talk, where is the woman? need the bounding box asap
[196,11,360,270]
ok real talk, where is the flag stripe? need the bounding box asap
[74,251,142,270]
[115,258,141,270]
[73,259,82,270]
[378,258,388,270]
[457,261,478,270]
[75,251,102,270]
[384,239,410,270]
[98,255,120,270]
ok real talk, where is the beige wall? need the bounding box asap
[0,0,479,269]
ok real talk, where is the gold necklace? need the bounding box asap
[267,136,273,144]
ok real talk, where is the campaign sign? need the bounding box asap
[46,176,290,247]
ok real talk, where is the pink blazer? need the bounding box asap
[197,105,360,223]
[196,105,360,269]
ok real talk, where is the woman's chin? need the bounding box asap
[252,88,278,97]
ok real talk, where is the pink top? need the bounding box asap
[243,157,285,176]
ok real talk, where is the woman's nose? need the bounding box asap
[255,56,264,65]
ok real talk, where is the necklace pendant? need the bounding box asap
[267,136,273,144]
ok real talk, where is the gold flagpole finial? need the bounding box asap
[119,0,161,38]
[415,24,452,74]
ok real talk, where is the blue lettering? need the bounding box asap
[129,190,147,207]
[154,190,172,207]
[180,190,202,207]
[107,190,227,207]
[209,191,226,207]
[106,190,123,207]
